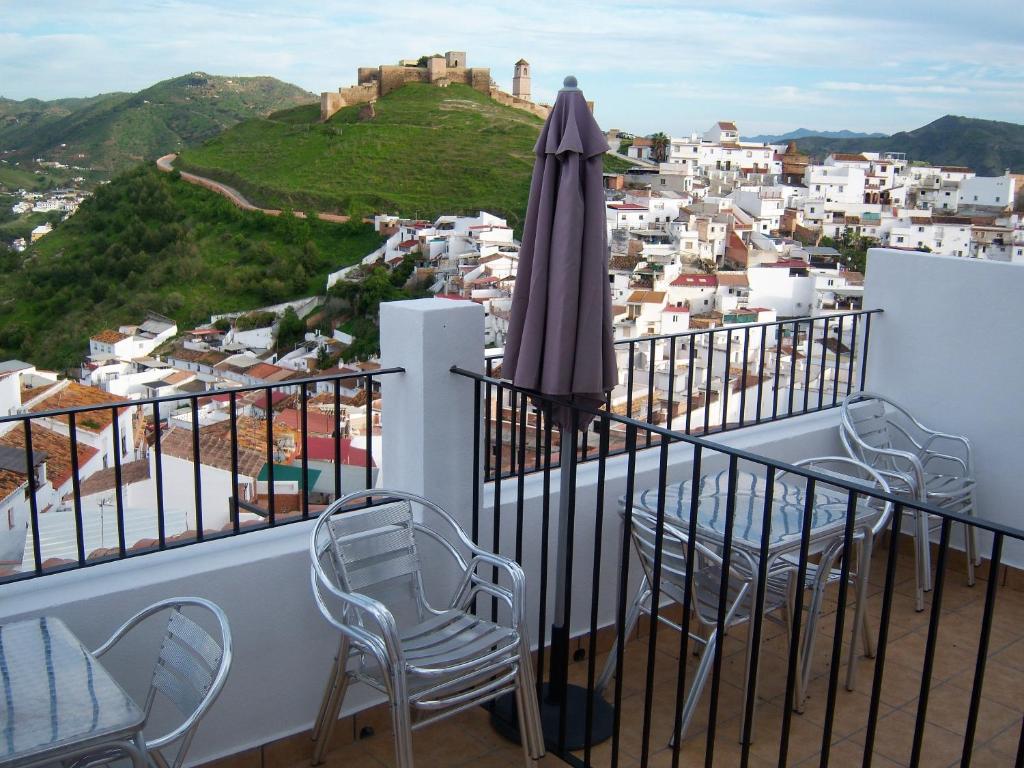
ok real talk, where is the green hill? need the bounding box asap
[177,82,551,229]
[795,115,1024,175]
[0,165,382,369]
[0,73,315,173]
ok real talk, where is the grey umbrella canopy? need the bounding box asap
[502,77,616,429]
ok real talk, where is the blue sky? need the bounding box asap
[2,0,1022,136]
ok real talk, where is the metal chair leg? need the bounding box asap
[596,584,647,694]
[964,520,977,587]
[516,636,545,760]
[390,674,415,768]
[311,639,351,766]
[672,629,719,744]
[846,542,871,692]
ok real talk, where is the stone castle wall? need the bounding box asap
[488,88,550,120]
[320,54,544,122]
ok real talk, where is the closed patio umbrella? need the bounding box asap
[496,75,616,750]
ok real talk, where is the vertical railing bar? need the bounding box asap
[832,316,844,406]
[152,402,166,550]
[492,384,504,622]
[961,531,1003,766]
[23,421,42,576]
[265,387,275,526]
[739,465,775,764]
[909,517,953,766]
[333,378,342,500]
[860,312,873,390]
[772,321,782,420]
[787,320,799,416]
[738,326,750,428]
[534,403,542,472]
[610,423,638,768]
[862,502,905,765]
[645,337,656,447]
[802,318,814,413]
[639,435,671,767]
[230,391,240,533]
[484,365,493,482]
[817,316,829,409]
[847,313,860,397]
[509,386,518,474]
[364,375,373,491]
[626,343,636,422]
[68,412,86,566]
[110,406,126,557]
[669,444,703,768]
[535,404,553,696]
[583,415,610,767]
[778,475,818,766]
[704,455,739,767]
[189,397,204,541]
[685,340,695,434]
[703,332,713,436]
[756,324,767,424]
[514,391,528,565]
[301,383,310,519]
[666,338,677,432]
[471,379,481,546]
[820,489,861,764]
[721,330,732,433]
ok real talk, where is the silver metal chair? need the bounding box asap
[777,457,892,711]
[595,507,793,742]
[840,391,979,611]
[309,489,544,768]
[79,597,232,768]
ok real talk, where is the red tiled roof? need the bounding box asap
[663,306,689,313]
[300,437,375,467]
[717,121,738,131]
[670,274,717,288]
[276,408,336,436]
[398,239,418,248]
[608,203,648,211]
[91,329,129,344]
[0,424,99,490]
[29,382,129,433]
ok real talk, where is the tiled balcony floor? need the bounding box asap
[280,546,1024,768]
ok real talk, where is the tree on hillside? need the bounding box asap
[276,306,306,352]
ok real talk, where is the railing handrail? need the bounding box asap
[0,368,405,426]
[451,364,1024,541]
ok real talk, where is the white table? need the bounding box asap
[0,616,147,768]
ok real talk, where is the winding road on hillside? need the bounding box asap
[155,154,350,222]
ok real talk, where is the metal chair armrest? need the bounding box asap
[451,552,525,625]
[310,564,404,666]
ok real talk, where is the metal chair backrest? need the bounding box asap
[93,597,232,768]
[626,508,740,624]
[840,392,924,470]
[786,456,893,537]
[315,498,431,632]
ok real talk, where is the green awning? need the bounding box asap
[257,463,322,490]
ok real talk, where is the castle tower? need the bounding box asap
[512,59,531,101]
[445,51,466,68]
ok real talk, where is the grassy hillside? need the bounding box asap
[0,73,315,174]
[178,83,543,228]
[0,165,382,369]
[795,115,1024,175]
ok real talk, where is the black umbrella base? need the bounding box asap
[490,683,615,752]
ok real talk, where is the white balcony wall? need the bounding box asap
[864,248,1024,566]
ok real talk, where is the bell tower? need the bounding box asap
[512,59,531,101]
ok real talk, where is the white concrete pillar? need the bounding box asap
[379,298,484,523]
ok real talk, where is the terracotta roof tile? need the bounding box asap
[28,382,129,433]
[158,427,266,477]
[0,468,26,502]
[68,459,150,499]
[91,329,129,344]
[670,274,718,288]
[626,290,666,304]
[0,424,99,489]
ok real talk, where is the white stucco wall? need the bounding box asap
[864,248,1024,566]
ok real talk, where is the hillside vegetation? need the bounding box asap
[795,115,1024,175]
[0,73,315,173]
[178,83,552,229]
[0,165,382,369]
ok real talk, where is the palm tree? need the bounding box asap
[650,132,670,162]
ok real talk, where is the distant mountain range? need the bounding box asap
[791,115,1024,176]
[743,128,887,143]
[0,73,315,172]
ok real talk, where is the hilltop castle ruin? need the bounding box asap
[319,52,549,122]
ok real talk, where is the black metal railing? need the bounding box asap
[483,308,881,481]
[453,367,1024,768]
[0,369,401,583]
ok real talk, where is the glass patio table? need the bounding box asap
[0,616,147,768]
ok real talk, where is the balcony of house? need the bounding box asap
[0,249,1022,768]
